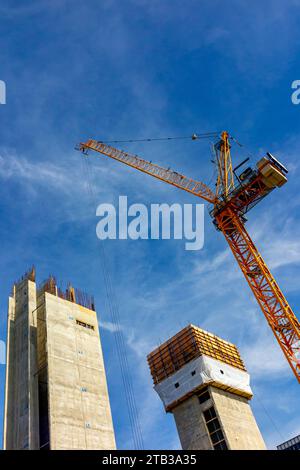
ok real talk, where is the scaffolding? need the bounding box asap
[147,324,246,385]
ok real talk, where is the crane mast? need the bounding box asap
[78,132,300,383]
[215,131,235,199]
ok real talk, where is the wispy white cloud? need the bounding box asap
[0,151,73,190]
[249,208,300,273]
[260,404,300,449]
[111,189,300,385]
[100,320,121,333]
[242,327,289,378]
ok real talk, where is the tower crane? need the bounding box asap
[78,131,300,383]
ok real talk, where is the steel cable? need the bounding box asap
[81,154,145,449]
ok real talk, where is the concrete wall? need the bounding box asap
[3,279,39,449]
[4,279,116,450]
[210,387,266,450]
[172,385,266,450]
[39,292,116,450]
[173,394,214,450]
[3,296,15,449]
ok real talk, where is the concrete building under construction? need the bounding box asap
[147,324,266,450]
[3,268,116,450]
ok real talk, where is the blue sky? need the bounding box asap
[0,0,300,450]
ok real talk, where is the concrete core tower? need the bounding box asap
[147,324,266,450]
[3,268,116,450]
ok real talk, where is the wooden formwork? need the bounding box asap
[147,324,246,385]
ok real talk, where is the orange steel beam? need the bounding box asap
[79,140,216,204]
[215,208,300,382]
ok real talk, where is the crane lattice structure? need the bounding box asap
[78,131,300,383]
